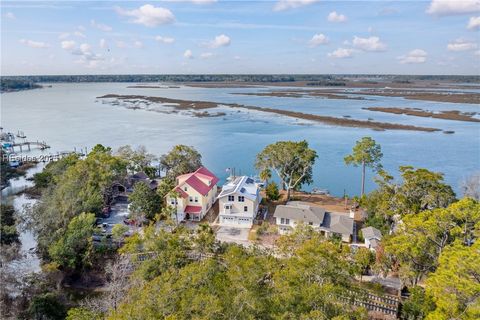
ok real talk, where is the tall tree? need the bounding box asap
[255,140,317,201]
[395,166,456,215]
[128,181,162,221]
[383,198,480,285]
[425,242,480,319]
[48,212,96,270]
[259,168,272,187]
[160,145,202,179]
[116,145,156,175]
[344,137,383,196]
[29,147,127,256]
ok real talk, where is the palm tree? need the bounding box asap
[259,168,272,188]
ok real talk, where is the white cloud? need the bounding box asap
[116,4,175,27]
[80,43,91,53]
[91,19,112,32]
[116,41,128,48]
[155,36,175,44]
[4,12,15,19]
[61,40,76,50]
[467,16,480,30]
[200,52,214,59]
[426,0,480,16]
[133,40,143,48]
[352,36,387,51]
[474,50,480,56]
[99,38,107,49]
[184,49,193,59]
[327,11,347,22]
[77,25,86,31]
[58,32,70,40]
[397,49,428,64]
[328,48,354,58]
[209,34,231,48]
[273,0,319,11]
[19,39,50,48]
[308,33,329,47]
[447,38,477,51]
[73,31,86,38]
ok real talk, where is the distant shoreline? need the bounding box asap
[97,94,442,133]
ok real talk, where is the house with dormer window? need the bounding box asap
[217,176,262,228]
[166,167,219,222]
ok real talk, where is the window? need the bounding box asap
[238,196,245,202]
[189,196,193,202]
[281,218,285,224]
[228,195,235,202]
[224,205,231,210]
[309,222,313,226]
[184,186,188,191]
[285,219,290,224]
[194,196,198,203]
[244,206,248,212]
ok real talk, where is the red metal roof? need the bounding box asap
[177,166,218,196]
[184,205,202,214]
[173,186,189,198]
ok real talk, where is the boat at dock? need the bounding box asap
[311,188,330,195]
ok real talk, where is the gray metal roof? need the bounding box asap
[321,212,354,235]
[273,202,325,225]
[361,226,382,240]
[274,202,354,236]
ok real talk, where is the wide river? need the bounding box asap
[2,82,479,197]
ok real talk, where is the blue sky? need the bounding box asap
[1,0,479,75]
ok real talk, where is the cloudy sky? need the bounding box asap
[1,0,479,75]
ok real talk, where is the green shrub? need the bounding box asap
[266,182,281,201]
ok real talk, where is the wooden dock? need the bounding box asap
[9,141,50,152]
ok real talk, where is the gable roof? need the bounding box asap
[218,176,259,201]
[273,202,325,225]
[273,202,354,236]
[174,166,218,196]
[361,226,382,240]
[321,212,354,236]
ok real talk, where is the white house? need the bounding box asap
[217,176,262,228]
[361,226,382,251]
[166,167,219,222]
[273,201,354,242]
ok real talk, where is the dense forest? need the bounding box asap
[1,141,479,320]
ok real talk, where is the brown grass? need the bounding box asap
[364,107,480,122]
[97,94,441,132]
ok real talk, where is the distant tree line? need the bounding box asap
[1,74,478,84]
[0,78,42,92]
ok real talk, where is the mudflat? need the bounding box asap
[364,107,480,122]
[97,94,441,132]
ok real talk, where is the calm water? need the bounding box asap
[2,83,479,197]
